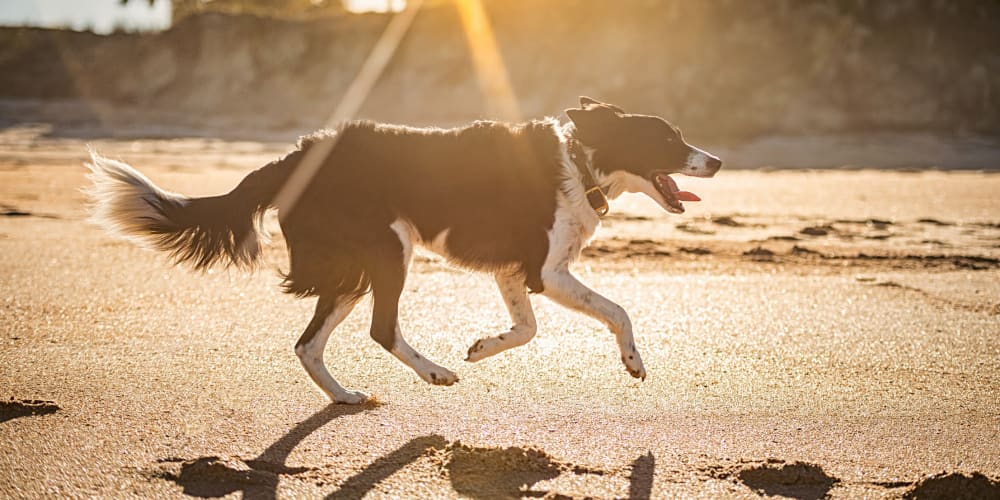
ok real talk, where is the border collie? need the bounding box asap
[86,97,721,404]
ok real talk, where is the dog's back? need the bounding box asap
[280,119,566,297]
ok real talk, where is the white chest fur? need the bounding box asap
[543,141,602,272]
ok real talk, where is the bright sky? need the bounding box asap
[0,0,171,34]
[0,0,404,34]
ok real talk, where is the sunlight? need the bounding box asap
[454,0,521,121]
[343,0,406,14]
[274,0,521,220]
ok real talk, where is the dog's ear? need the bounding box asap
[565,105,620,145]
[579,96,625,114]
[565,103,621,125]
[564,108,587,125]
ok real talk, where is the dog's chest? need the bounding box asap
[546,192,601,268]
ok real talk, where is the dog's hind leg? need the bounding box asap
[370,221,458,386]
[295,294,367,404]
[465,271,537,362]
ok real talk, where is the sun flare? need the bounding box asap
[454,0,521,121]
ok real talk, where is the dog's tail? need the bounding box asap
[85,149,292,270]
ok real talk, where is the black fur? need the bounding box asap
[126,104,712,300]
[566,98,720,178]
[296,295,337,348]
[278,119,563,299]
[99,100,713,303]
[144,159,291,270]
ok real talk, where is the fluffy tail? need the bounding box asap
[85,150,289,270]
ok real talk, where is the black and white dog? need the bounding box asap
[87,97,721,404]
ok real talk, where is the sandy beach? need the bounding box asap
[1,131,999,498]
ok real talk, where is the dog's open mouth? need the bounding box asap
[652,171,700,214]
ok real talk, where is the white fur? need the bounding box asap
[389,218,417,266]
[537,139,647,379]
[679,145,720,178]
[85,150,190,244]
[553,127,603,244]
[465,271,538,362]
[387,219,459,385]
[85,149,267,267]
[388,327,459,385]
[539,266,645,379]
[602,170,684,214]
[460,136,645,377]
[425,228,451,257]
[294,297,368,404]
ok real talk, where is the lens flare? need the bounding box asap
[454,0,521,121]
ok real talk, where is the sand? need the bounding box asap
[1,131,999,498]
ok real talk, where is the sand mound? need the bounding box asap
[903,472,1000,500]
[737,460,839,500]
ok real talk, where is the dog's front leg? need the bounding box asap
[540,268,646,380]
[466,271,538,362]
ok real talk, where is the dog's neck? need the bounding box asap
[564,124,639,203]
[564,127,609,216]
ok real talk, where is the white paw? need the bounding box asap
[422,368,459,386]
[465,336,503,362]
[331,390,370,405]
[626,363,647,381]
[622,347,647,381]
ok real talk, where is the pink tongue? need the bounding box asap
[659,174,701,202]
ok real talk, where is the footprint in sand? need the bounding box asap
[800,225,833,236]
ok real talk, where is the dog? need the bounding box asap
[86,97,722,404]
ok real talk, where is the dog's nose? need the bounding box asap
[707,157,722,171]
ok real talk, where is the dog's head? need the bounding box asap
[565,96,721,214]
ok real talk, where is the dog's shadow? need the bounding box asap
[156,402,373,498]
[328,437,654,499]
[156,404,655,499]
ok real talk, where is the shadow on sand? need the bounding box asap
[151,403,1000,499]
[156,404,656,499]
[327,437,654,499]
[0,398,60,423]
[736,460,839,500]
[157,402,374,498]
